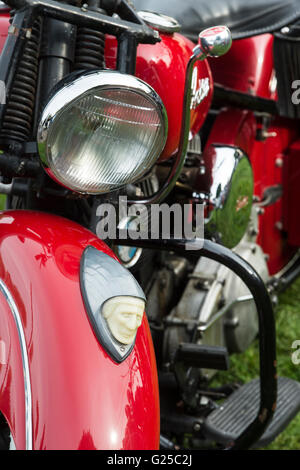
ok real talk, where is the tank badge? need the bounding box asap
[190,67,210,109]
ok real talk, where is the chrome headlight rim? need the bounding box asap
[37,69,168,194]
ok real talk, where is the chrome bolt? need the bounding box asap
[257,207,265,215]
[250,228,259,237]
[281,27,290,34]
[8,25,17,35]
[193,422,201,432]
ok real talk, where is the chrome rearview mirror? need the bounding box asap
[198,25,232,58]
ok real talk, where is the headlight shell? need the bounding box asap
[80,246,146,363]
[37,70,168,194]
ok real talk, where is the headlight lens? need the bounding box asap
[37,70,167,194]
[80,246,146,362]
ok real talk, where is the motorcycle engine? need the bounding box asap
[159,137,267,378]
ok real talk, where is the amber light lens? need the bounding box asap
[80,246,146,362]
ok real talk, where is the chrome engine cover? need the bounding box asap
[222,244,269,354]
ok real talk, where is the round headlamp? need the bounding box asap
[37,70,167,194]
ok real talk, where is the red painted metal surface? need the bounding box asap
[250,119,298,274]
[105,33,213,160]
[205,108,257,157]
[208,34,276,100]
[0,211,159,450]
[283,139,300,247]
[0,9,9,54]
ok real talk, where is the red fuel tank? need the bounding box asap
[105,32,213,160]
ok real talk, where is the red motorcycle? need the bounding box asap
[0,0,298,451]
[119,0,300,449]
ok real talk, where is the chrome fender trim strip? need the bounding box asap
[0,279,32,450]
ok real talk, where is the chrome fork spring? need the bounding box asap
[0,16,41,143]
[74,25,105,70]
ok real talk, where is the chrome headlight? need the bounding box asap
[37,70,167,194]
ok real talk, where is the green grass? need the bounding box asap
[0,195,5,210]
[214,278,300,450]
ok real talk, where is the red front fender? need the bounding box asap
[0,210,159,450]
